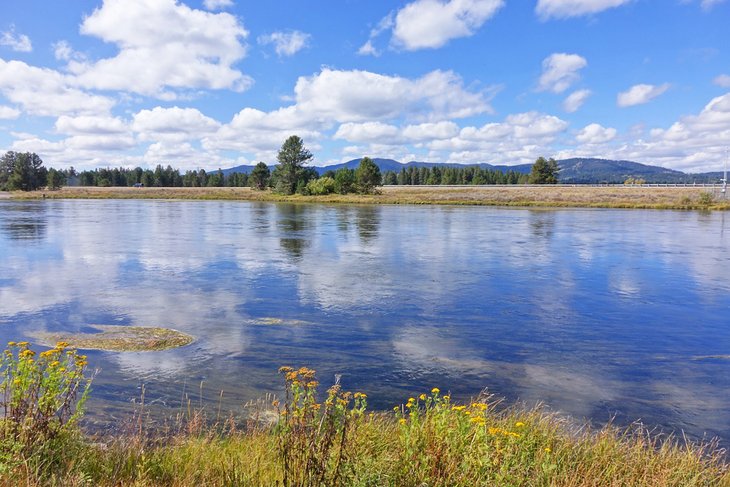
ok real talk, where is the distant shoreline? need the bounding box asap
[6,185,730,210]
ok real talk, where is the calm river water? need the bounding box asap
[1,200,729,441]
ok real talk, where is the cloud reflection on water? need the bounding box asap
[0,200,729,440]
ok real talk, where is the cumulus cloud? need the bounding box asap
[55,115,129,135]
[575,123,616,144]
[617,83,669,107]
[203,106,322,158]
[361,0,503,54]
[536,0,632,20]
[0,59,115,116]
[0,26,32,52]
[258,31,311,57]
[293,68,492,122]
[68,0,251,97]
[563,89,591,112]
[0,105,20,119]
[132,106,221,141]
[334,122,400,144]
[538,53,587,94]
[713,74,730,88]
[203,0,234,10]
[52,41,85,62]
[391,0,504,50]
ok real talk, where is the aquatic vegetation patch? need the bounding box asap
[32,325,194,352]
[250,317,312,326]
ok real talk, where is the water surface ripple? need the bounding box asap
[0,200,728,441]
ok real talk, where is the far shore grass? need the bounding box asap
[7,184,730,210]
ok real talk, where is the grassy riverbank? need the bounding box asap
[9,185,730,210]
[3,362,729,486]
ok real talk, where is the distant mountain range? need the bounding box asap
[220,157,725,184]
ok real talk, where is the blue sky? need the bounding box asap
[0,0,728,172]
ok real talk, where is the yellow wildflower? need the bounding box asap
[50,361,60,367]
[13,378,21,386]
[419,393,427,401]
[55,341,70,349]
[278,366,293,373]
[7,341,16,347]
[399,418,407,425]
[443,395,450,401]
[18,341,29,347]
[451,405,466,411]
[431,387,440,395]
[393,406,399,412]
[544,447,551,453]
[515,422,525,427]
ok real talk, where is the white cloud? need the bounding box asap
[0,59,115,116]
[713,74,730,88]
[0,105,20,119]
[334,122,400,144]
[402,121,460,141]
[357,40,379,57]
[55,115,129,135]
[52,41,85,62]
[132,107,220,141]
[563,89,592,113]
[391,0,504,50]
[357,13,394,56]
[0,26,32,52]
[203,0,234,10]
[560,93,730,172]
[293,68,492,123]
[538,53,587,93]
[536,0,632,20]
[203,106,322,158]
[258,31,311,57]
[617,83,669,107]
[575,123,616,144]
[69,0,251,97]
[424,111,569,164]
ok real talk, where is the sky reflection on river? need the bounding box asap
[0,200,728,441]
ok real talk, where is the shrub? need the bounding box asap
[698,191,714,206]
[0,341,92,473]
[304,177,336,196]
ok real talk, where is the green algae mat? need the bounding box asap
[32,325,194,352]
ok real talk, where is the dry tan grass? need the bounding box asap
[10,185,730,209]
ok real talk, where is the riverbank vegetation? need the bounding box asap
[1,345,729,486]
[12,184,730,210]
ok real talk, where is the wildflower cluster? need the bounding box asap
[275,366,368,486]
[1,341,92,469]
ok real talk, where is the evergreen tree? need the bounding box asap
[334,168,356,194]
[250,162,271,190]
[355,157,382,194]
[528,157,560,184]
[274,135,312,194]
[46,168,65,190]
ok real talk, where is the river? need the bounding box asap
[0,200,728,441]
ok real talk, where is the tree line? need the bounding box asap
[1,136,558,192]
[0,152,66,191]
[381,157,559,186]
